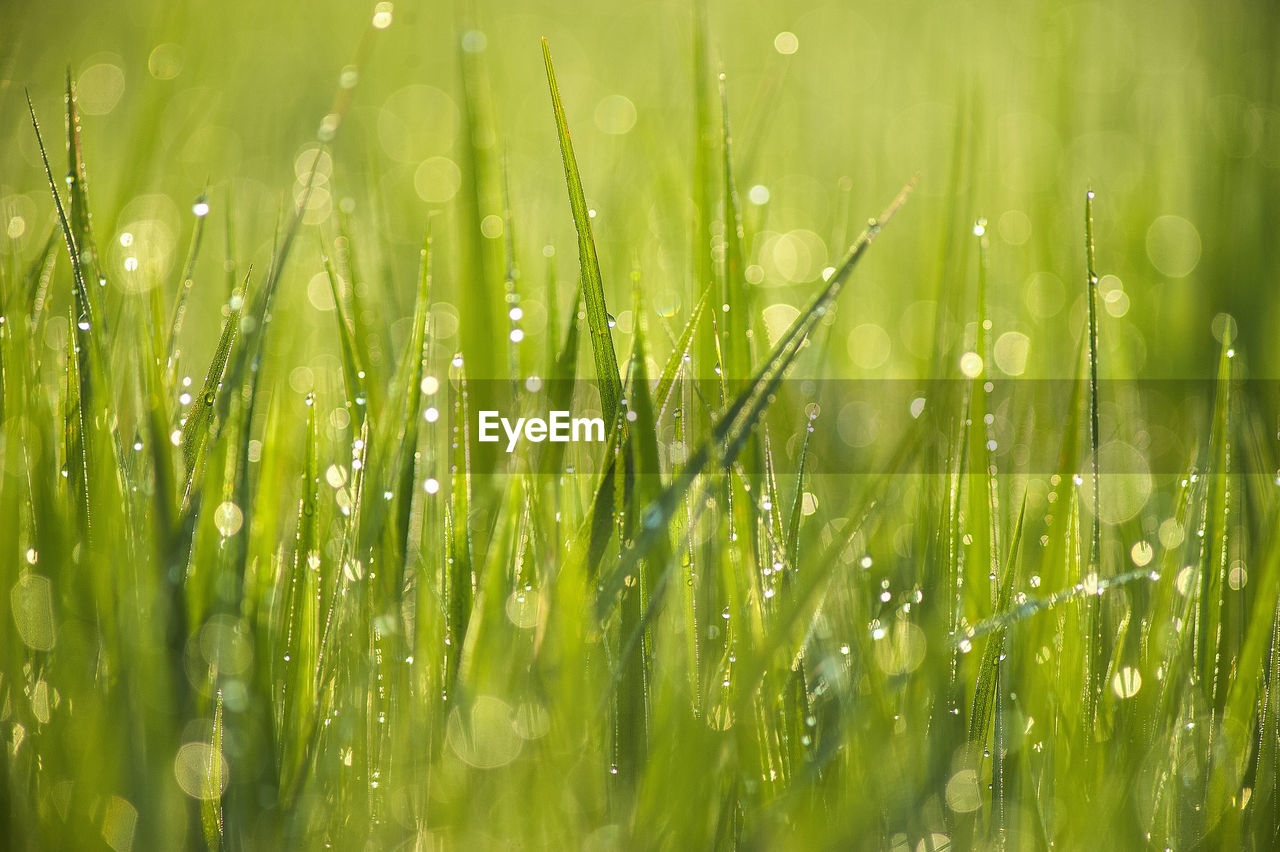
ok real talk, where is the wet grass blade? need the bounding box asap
[542,39,623,424]
[785,420,813,568]
[655,284,711,418]
[63,70,105,314]
[27,92,97,369]
[718,72,750,380]
[446,364,474,691]
[614,273,666,782]
[164,189,210,382]
[691,0,718,382]
[968,494,1027,743]
[180,275,247,506]
[595,181,913,614]
[1083,190,1103,732]
[203,690,225,849]
[322,246,368,423]
[567,283,711,553]
[334,207,383,396]
[22,228,58,334]
[279,394,320,804]
[538,287,583,476]
[392,229,433,566]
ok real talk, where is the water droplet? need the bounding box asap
[1130,541,1154,567]
[1112,666,1142,699]
[213,501,244,537]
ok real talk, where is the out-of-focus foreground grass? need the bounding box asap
[2,0,1280,849]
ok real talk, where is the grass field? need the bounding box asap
[3,0,1280,848]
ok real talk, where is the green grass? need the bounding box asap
[3,1,1280,849]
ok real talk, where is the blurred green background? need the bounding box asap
[5,2,1280,849]
[4,0,1279,390]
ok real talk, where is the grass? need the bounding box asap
[3,0,1280,849]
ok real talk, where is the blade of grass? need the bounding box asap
[203,690,225,849]
[63,69,105,315]
[322,247,368,427]
[718,71,750,381]
[595,181,913,615]
[542,39,623,424]
[1083,189,1103,733]
[164,189,211,384]
[180,275,247,507]
[279,394,320,806]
